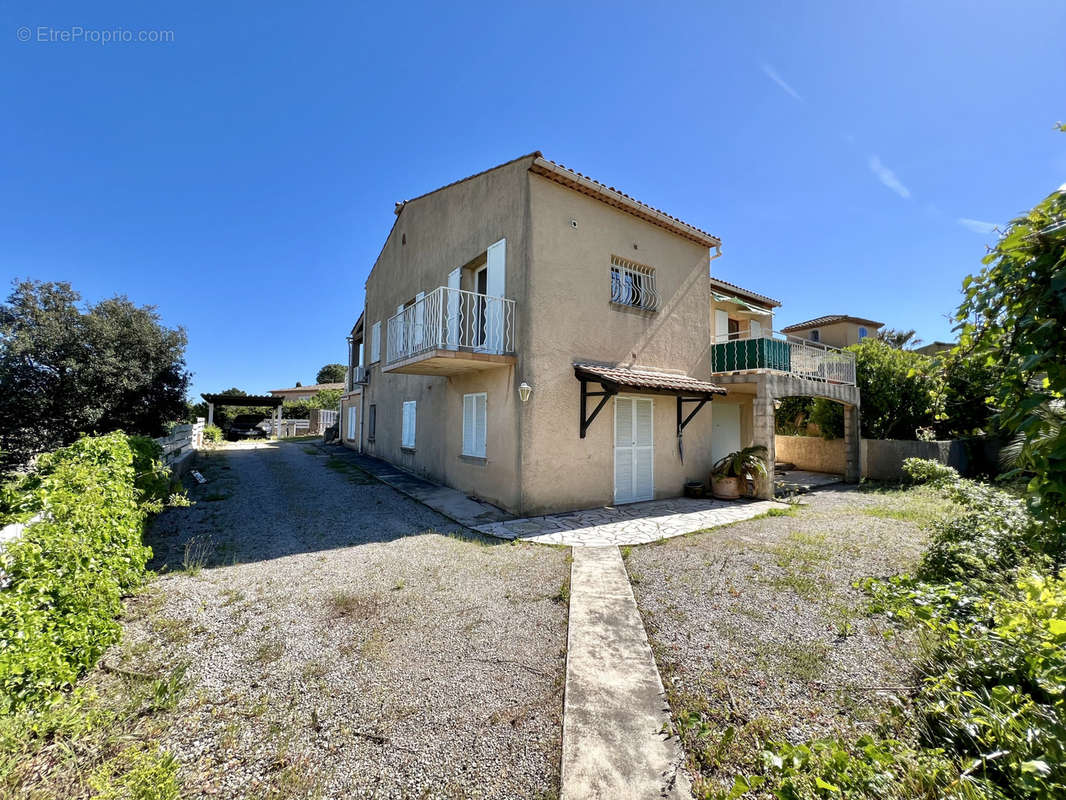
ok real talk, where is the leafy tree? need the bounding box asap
[809,340,942,440]
[774,396,814,435]
[0,281,189,471]
[955,171,1066,564]
[315,363,346,384]
[877,327,922,349]
[933,348,1003,438]
[310,388,341,409]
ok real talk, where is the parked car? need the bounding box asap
[227,415,267,441]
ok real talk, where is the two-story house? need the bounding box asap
[339,153,737,515]
[339,153,864,513]
[779,315,883,347]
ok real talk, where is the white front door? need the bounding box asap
[711,402,741,466]
[614,397,654,504]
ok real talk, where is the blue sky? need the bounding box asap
[3,1,1064,399]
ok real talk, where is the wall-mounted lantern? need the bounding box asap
[518,382,533,403]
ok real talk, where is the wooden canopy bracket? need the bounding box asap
[579,378,618,438]
[676,396,711,464]
[676,396,710,433]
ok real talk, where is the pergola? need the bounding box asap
[201,393,285,437]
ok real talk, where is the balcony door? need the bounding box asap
[614,396,654,504]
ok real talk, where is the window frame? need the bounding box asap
[462,392,488,458]
[809,329,820,343]
[401,400,416,449]
[367,404,376,442]
[858,326,868,340]
[609,255,658,312]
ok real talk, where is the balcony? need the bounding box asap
[711,331,856,385]
[385,286,517,376]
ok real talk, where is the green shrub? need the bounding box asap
[903,457,959,486]
[202,424,222,444]
[0,433,163,711]
[918,572,1066,799]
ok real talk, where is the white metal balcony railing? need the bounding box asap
[386,286,516,365]
[710,330,857,385]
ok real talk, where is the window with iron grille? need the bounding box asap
[610,256,658,311]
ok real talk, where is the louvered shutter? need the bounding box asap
[632,398,654,501]
[462,394,475,455]
[614,398,633,504]
[475,393,487,457]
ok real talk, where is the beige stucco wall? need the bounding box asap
[791,322,876,349]
[356,157,532,511]
[518,173,719,514]
[775,435,847,474]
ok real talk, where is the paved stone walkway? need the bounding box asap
[474,496,786,546]
[561,546,691,800]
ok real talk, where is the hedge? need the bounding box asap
[0,433,168,712]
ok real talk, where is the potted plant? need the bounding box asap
[710,446,768,500]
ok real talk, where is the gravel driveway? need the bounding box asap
[122,441,568,800]
[624,484,954,796]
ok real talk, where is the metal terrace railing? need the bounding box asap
[386,286,516,365]
[711,330,857,385]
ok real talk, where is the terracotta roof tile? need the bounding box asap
[780,315,884,332]
[269,382,345,394]
[574,363,726,396]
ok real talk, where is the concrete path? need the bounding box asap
[475,496,786,546]
[562,546,691,800]
[317,444,514,528]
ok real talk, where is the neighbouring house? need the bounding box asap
[339,152,862,513]
[779,315,883,348]
[915,341,954,356]
[269,382,345,403]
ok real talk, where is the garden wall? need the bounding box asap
[775,435,997,480]
[775,435,846,474]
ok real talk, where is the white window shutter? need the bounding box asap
[715,310,729,342]
[402,400,416,448]
[370,322,381,363]
[750,319,762,339]
[414,291,425,349]
[462,394,474,455]
[485,239,505,353]
[475,393,487,457]
[446,268,461,350]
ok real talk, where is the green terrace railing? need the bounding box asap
[710,332,856,385]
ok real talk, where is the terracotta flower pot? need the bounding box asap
[710,475,742,500]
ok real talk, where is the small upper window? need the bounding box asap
[858,326,868,340]
[610,255,658,311]
[809,329,820,343]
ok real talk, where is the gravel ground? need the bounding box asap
[625,484,954,794]
[116,441,568,800]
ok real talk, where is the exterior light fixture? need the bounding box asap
[518,382,533,402]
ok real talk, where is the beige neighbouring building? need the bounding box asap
[779,314,883,348]
[339,153,862,513]
[269,382,345,403]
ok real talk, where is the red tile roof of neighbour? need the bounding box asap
[574,363,727,396]
[269,382,345,394]
[780,315,884,332]
[709,276,781,308]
